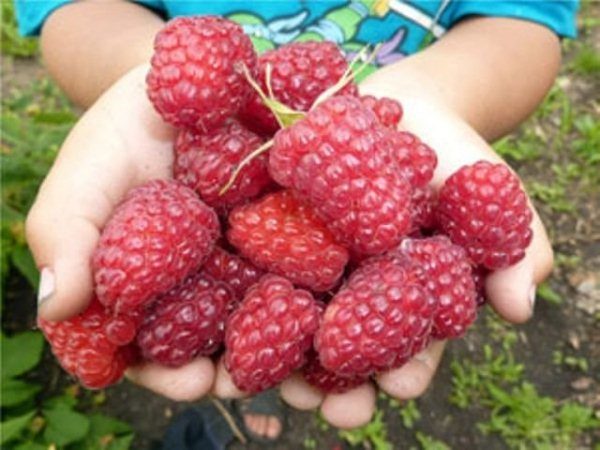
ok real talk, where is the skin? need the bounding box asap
[29,0,558,434]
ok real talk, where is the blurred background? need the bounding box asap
[1,1,599,449]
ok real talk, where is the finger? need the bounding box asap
[320,383,377,429]
[126,357,214,402]
[279,372,324,410]
[211,358,247,399]
[26,66,174,322]
[376,340,445,399]
[485,211,553,323]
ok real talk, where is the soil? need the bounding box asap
[2,7,599,449]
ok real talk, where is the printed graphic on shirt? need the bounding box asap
[222,0,447,70]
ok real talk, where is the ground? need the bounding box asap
[1,3,599,450]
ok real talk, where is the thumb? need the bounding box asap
[485,211,553,324]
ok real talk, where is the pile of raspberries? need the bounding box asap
[39,17,533,393]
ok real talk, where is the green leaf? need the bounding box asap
[88,414,132,437]
[1,332,44,379]
[43,404,90,446]
[11,246,39,289]
[1,378,41,407]
[0,411,35,444]
[14,443,48,450]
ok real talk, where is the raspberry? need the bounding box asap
[315,258,436,377]
[398,236,477,339]
[137,272,234,367]
[201,247,264,301]
[410,186,438,233]
[174,121,271,210]
[239,41,358,135]
[360,95,403,128]
[270,95,413,256]
[39,298,138,389]
[227,191,349,291]
[93,180,220,314]
[437,161,533,269]
[302,351,367,394]
[224,275,320,393]
[472,266,489,307]
[387,131,437,188]
[147,16,257,131]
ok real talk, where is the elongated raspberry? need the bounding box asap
[437,161,533,269]
[315,258,436,377]
[224,275,320,393]
[174,121,271,210]
[239,41,358,135]
[147,16,257,131]
[201,247,264,301]
[39,298,138,389]
[93,180,220,314]
[270,95,412,256]
[360,95,403,128]
[228,191,349,291]
[398,236,477,339]
[387,131,437,188]
[302,351,367,394]
[137,273,234,366]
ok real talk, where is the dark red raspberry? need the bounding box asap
[201,247,264,301]
[224,275,320,393]
[387,131,437,188]
[410,186,438,233]
[174,121,271,210]
[239,41,358,135]
[137,272,234,367]
[93,180,220,314]
[472,266,489,307]
[437,161,533,269]
[270,95,413,256]
[398,236,477,339]
[147,16,257,132]
[315,258,436,377]
[39,298,138,389]
[227,191,349,291]
[302,351,367,394]
[360,95,403,128]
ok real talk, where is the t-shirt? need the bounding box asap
[16,0,578,61]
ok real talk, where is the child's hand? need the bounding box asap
[275,77,554,429]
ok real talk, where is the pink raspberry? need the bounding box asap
[360,95,403,128]
[302,351,367,394]
[387,131,438,188]
[92,180,220,313]
[147,16,257,131]
[437,161,533,269]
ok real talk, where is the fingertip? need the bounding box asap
[376,340,445,400]
[126,357,215,402]
[280,372,324,410]
[485,261,534,324]
[320,383,376,429]
[211,358,246,399]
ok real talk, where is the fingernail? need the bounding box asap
[529,285,537,312]
[38,267,55,307]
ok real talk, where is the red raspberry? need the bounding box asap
[224,275,320,393]
[387,131,437,188]
[39,298,138,389]
[201,247,264,301]
[359,95,403,128]
[410,186,438,233]
[472,266,489,307]
[437,161,533,269]
[227,191,349,291]
[93,180,220,314]
[174,121,272,210]
[315,258,436,377]
[239,41,358,135]
[398,236,477,339]
[137,272,234,367]
[147,16,257,131]
[270,95,413,256]
[302,351,367,394]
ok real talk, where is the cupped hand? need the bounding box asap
[277,74,553,428]
[26,64,217,401]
